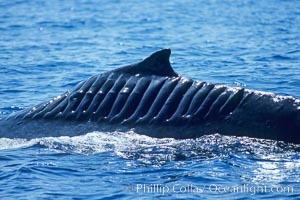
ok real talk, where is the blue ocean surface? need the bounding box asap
[0,0,300,199]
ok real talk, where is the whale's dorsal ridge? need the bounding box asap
[113,48,178,77]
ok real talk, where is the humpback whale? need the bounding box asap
[0,49,299,143]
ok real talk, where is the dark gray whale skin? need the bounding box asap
[0,49,299,143]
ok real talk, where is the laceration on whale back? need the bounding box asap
[204,90,231,119]
[20,72,246,126]
[219,88,245,116]
[168,81,204,123]
[108,76,138,118]
[34,91,69,119]
[75,75,107,120]
[151,78,193,123]
[22,91,69,120]
[42,81,88,119]
[137,77,180,124]
[110,77,152,123]
[124,76,167,123]
[87,74,117,119]
[16,48,248,125]
[92,74,127,121]
[184,83,215,117]
[193,86,226,120]
[63,76,98,119]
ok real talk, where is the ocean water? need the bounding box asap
[0,0,300,199]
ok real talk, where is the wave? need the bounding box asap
[0,131,299,164]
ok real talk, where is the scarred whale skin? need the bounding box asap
[0,49,299,143]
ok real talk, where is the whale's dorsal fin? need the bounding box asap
[113,48,178,77]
